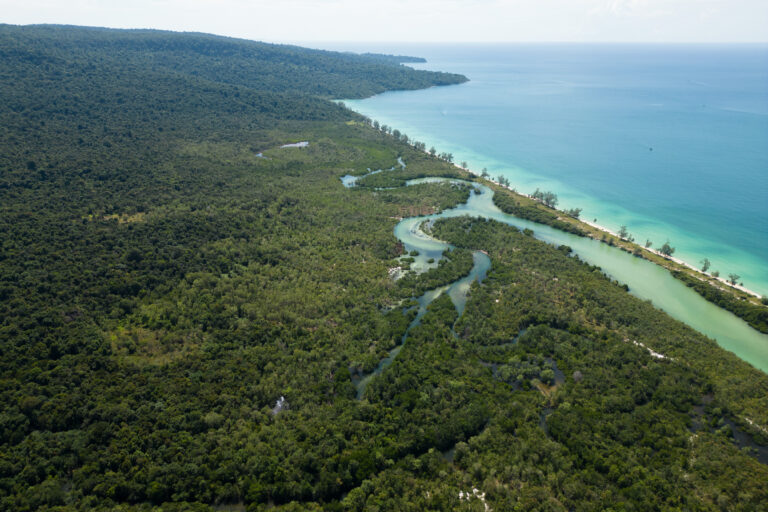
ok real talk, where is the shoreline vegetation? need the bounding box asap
[487,181,768,333]
[352,114,768,333]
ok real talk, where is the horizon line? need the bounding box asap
[296,40,768,45]
[5,24,768,46]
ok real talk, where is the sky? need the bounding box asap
[1,0,767,44]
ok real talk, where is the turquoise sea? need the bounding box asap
[329,44,768,296]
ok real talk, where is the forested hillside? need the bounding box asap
[1,25,767,511]
[0,24,466,99]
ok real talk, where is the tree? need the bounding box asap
[531,188,558,208]
[543,191,558,208]
[659,241,675,257]
[712,270,720,278]
[401,134,409,144]
[392,129,401,140]
[429,147,436,156]
[645,239,653,248]
[372,120,380,130]
[564,208,582,219]
[701,258,711,273]
[480,168,489,179]
[616,225,634,242]
[618,225,629,240]
[460,161,468,169]
[728,273,740,285]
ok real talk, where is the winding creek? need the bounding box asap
[352,250,490,399]
[343,164,768,394]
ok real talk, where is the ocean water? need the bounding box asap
[332,43,768,296]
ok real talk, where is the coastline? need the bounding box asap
[345,104,767,318]
[399,143,766,301]
[342,68,768,300]
[480,171,764,299]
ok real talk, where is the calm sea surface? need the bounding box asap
[329,43,768,295]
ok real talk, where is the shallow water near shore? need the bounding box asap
[333,43,768,296]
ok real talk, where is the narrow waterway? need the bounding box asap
[353,241,490,399]
[344,167,768,387]
[346,169,491,398]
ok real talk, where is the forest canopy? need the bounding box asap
[0,24,766,512]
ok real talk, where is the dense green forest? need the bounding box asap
[0,25,466,100]
[1,25,767,511]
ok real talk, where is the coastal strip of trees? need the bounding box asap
[672,271,768,334]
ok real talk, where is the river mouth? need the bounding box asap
[342,161,768,375]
